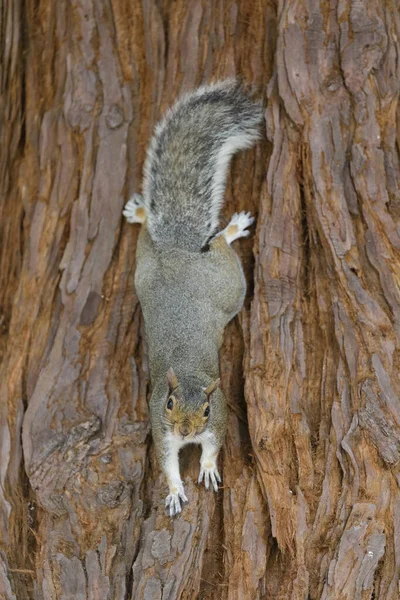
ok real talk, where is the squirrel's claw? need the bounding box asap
[198,465,221,492]
[165,494,181,517]
[165,486,188,517]
[220,211,255,245]
[123,194,146,224]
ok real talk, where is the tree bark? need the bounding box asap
[1,1,400,599]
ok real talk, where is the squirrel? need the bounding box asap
[123,80,262,516]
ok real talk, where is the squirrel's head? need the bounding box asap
[164,368,220,439]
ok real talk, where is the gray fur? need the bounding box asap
[129,82,262,514]
[134,229,245,448]
[142,80,263,251]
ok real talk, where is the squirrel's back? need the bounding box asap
[142,80,263,252]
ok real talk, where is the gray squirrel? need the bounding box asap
[123,80,262,516]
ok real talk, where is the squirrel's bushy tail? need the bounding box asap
[142,80,263,252]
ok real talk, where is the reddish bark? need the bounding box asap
[1,1,399,599]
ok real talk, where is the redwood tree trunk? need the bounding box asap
[1,1,400,599]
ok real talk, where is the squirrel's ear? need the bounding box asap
[202,378,221,398]
[167,367,179,391]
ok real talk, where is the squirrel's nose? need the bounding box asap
[179,424,191,437]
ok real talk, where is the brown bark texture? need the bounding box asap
[1,0,400,598]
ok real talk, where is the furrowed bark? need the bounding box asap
[1,0,400,599]
[246,1,400,598]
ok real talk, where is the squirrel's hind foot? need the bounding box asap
[123,193,146,224]
[220,211,255,245]
[198,463,222,492]
[165,484,188,517]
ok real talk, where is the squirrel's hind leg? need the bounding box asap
[123,193,146,224]
[218,211,254,245]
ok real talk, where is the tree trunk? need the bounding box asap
[1,0,400,598]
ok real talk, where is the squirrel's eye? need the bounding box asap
[203,406,210,418]
[167,397,174,410]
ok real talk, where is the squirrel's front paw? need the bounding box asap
[198,463,221,492]
[222,211,255,244]
[165,484,188,517]
[123,193,146,224]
